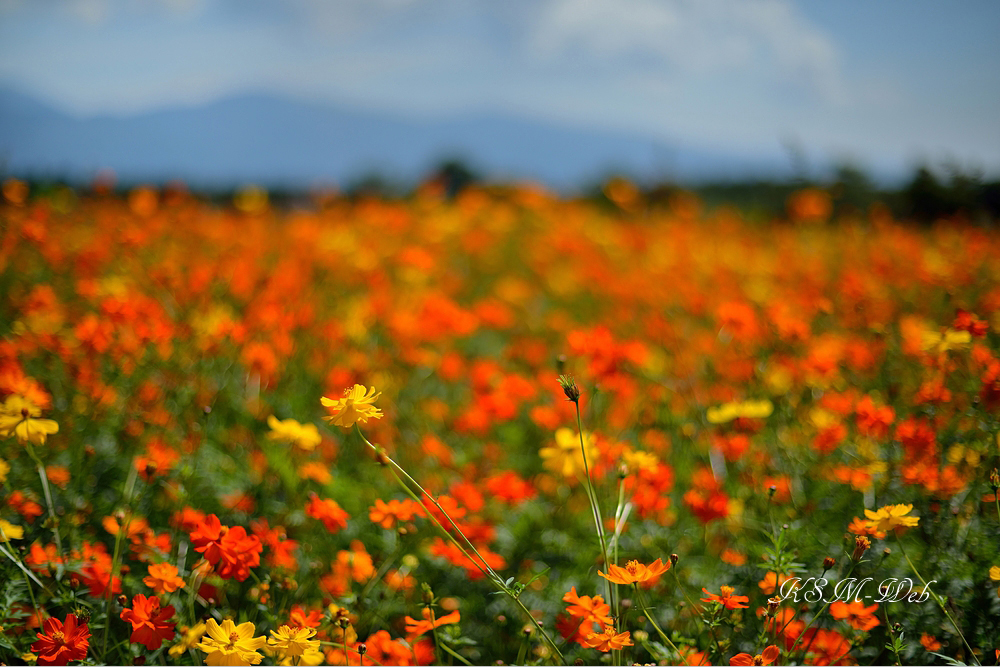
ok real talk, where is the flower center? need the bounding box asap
[753,656,765,666]
[51,631,65,643]
[720,585,735,597]
[625,560,640,575]
[21,408,29,418]
[226,632,240,649]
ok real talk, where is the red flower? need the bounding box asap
[190,514,263,581]
[120,593,176,650]
[306,494,350,533]
[32,614,91,665]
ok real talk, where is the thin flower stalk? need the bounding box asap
[574,400,611,603]
[26,443,63,555]
[894,535,979,666]
[355,425,564,664]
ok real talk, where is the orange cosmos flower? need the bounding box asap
[403,608,461,641]
[143,562,186,593]
[305,494,349,533]
[120,593,177,650]
[830,600,880,632]
[730,645,779,666]
[583,626,633,652]
[563,586,613,628]
[598,558,670,585]
[701,586,750,609]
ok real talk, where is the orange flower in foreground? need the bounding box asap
[701,586,750,609]
[563,586,613,629]
[598,558,670,585]
[143,562,186,593]
[830,600,880,632]
[404,608,461,640]
[730,645,779,666]
[120,593,177,650]
[583,626,633,652]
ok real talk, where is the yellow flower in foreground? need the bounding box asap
[864,503,919,534]
[266,415,322,450]
[267,625,320,659]
[0,395,59,445]
[321,385,383,428]
[706,399,773,424]
[540,427,597,478]
[169,622,207,658]
[0,518,24,542]
[197,618,266,666]
[989,565,1000,581]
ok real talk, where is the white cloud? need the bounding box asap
[527,0,845,104]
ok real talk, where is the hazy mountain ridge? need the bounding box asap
[0,86,793,189]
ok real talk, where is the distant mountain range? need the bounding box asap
[0,86,797,190]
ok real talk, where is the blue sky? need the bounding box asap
[1,0,998,179]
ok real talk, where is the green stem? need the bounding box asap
[634,585,682,662]
[883,602,902,666]
[610,475,628,617]
[786,559,858,660]
[428,605,441,666]
[439,639,474,666]
[574,401,611,603]
[356,426,503,584]
[102,462,139,658]
[26,443,62,555]
[895,535,979,666]
[356,426,564,664]
[0,525,40,618]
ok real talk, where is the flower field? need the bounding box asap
[1,178,1000,665]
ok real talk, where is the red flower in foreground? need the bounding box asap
[120,593,177,650]
[32,614,91,665]
[189,514,262,581]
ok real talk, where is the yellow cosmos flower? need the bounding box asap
[266,416,322,451]
[321,385,383,428]
[169,622,207,658]
[921,328,970,354]
[864,503,919,534]
[267,625,320,659]
[540,427,597,478]
[0,518,24,542]
[706,399,773,424]
[196,618,267,666]
[0,395,59,445]
[621,447,658,473]
[989,565,1000,581]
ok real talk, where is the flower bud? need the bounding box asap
[670,553,679,567]
[357,644,367,656]
[852,536,871,562]
[822,557,836,570]
[766,596,780,617]
[990,468,999,491]
[558,375,581,402]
